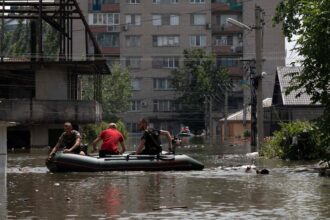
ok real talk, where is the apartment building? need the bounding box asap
[88,0,285,134]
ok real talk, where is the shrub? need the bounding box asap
[260,121,322,160]
[243,130,251,138]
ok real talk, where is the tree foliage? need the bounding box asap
[82,64,132,121]
[170,48,231,132]
[261,121,322,160]
[3,20,59,58]
[274,0,330,161]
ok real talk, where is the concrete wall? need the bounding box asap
[30,124,63,147]
[243,0,285,99]
[35,66,68,100]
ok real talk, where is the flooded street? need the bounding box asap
[3,139,330,219]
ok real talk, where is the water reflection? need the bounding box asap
[5,138,330,219]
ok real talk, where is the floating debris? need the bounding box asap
[152,205,188,210]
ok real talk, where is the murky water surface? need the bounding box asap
[2,139,330,219]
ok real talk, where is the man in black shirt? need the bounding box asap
[135,118,173,155]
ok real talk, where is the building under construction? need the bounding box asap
[0,0,109,148]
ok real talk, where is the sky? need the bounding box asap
[285,36,302,66]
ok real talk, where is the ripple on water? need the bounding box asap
[7,166,48,174]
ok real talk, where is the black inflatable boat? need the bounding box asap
[46,152,204,172]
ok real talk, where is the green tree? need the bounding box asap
[43,22,60,59]
[82,64,132,120]
[5,20,59,59]
[171,48,231,132]
[274,0,330,161]
[8,20,29,57]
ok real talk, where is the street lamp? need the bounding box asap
[227,5,265,152]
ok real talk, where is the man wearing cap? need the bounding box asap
[48,122,86,159]
[92,123,126,157]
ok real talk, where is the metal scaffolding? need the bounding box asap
[0,0,108,101]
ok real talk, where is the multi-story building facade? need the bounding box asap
[88,0,285,135]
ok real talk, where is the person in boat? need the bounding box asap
[135,118,173,155]
[48,122,86,159]
[91,122,126,157]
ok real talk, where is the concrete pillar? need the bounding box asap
[0,122,10,219]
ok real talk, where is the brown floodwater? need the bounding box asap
[2,138,330,219]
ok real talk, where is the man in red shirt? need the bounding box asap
[92,123,126,157]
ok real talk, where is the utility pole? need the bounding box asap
[224,90,228,141]
[255,5,264,151]
[227,5,264,152]
[250,63,257,150]
[209,96,213,139]
[0,0,4,62]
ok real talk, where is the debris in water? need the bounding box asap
[152,205,188,210]
[54,183,60,186]
[256,169,269,175]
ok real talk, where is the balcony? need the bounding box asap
[213,45,243,55]
[101,3,120,12]
[212,24,243,34]
[0,99,102,124]
[212,2,242,12]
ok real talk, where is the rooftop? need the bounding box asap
[275,66,319,105]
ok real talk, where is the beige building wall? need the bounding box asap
[119,1,212,133]
[243,0,285,99]
[35,66,68,100]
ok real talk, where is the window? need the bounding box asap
[216,14,239,26]
[152,35,179,47]
[215,35,233,46]
[153,0,178,4]
[126,14,141,26]
[131,78,141,90]
[152,57,179,69]
[216,57,239,67]
[126,57,141,69]
[190,0,205,3]
[152,14,179,26]
[129,100,141,112]
[152,15,162,26]
[191,14,206,25]
[92,0,101,10]
[153,100,176,112]
[88,13,119,26]
[126,122,139,133]
[103,0,119,3]
[190,35,206,47]
[125,35,141,47]
[170,15,179,25]
[153,78,174,90]
[108,13,120,26]
[96,33,119,47]
[127,0,140,4]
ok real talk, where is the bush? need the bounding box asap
[260,121,322,160]
[243,130,251,138]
